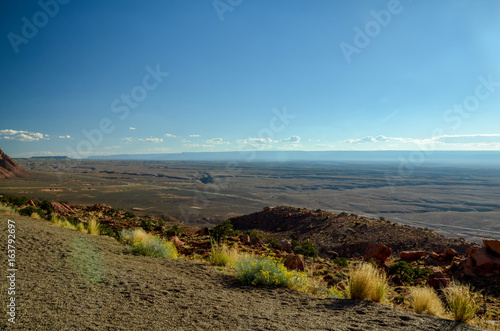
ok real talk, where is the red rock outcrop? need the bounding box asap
[399,250,427,261]
[0,148,30,179]
[364,243,392,262]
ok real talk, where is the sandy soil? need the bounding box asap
[0,214,484,330]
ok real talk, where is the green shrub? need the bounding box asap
[124,211,136,219]
[165,224,180,237]
[387,261,432,285]
[209,220,236,243]
[294,241,319,258]
[140,219,154,231]
[333,257,349,268]
[347,262,388,302]
[267,237,280,249]
[19,206,45,219]
[236,255,307,288]
[0,194,30,207]
[120,229,178,258]
[444,282,481,323]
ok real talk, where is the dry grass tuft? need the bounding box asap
[346,262,388,302]
[87,218,101,235]
[210,241,240,267]
[444,281,481,324]
[410,286,445,317]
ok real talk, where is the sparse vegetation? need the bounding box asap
[387,260,432,285]
[409,286,445,317]
[209,220,236,243]
[346,262,388,303]
[444,282,482,323]
[294,240,319,258]
[333,257,349,268]
[166,224,181,237]
[19,206,46,219]
[120,228,178,258]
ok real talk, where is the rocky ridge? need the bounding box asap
[0,148,30,179]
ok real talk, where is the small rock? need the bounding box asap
[250,236,264,247]
[168,236,185,247]
[285,254,305,271]
[430,267,445,279]
[278,239,292,252]
[444,248,458,258]
[239,234,251,244]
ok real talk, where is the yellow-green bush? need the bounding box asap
[410,286,445,317]
[235,254,308,289]
[346,262,388,302]
[444,282,481,323]
[120,228,178,258]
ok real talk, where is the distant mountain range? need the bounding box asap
[87,150,500,164]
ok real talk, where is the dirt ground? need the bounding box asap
[0,214,485,330]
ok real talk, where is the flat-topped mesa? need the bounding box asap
[0,148,30,179]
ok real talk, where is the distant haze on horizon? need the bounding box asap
[1,1,500,158]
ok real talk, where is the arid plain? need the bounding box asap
[1,158,499,244]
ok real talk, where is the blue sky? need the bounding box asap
[1,0,499,158]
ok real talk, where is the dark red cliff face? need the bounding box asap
[0,148,30,179]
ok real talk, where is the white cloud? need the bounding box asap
[58,135,71,139]
[0,129,49,142]
[236,137,276,145]
[129,127,136,130]
[138,137,163,143]
[344,134,500,147]
[121,137,135,142]
[281,136,301,143]
[104,146,121,150]
[205,138,229,145]
[189,134,201,138]
[164,133,177,138]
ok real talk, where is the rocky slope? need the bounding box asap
[0,148,30,179]
[0,214,484,330]
[229,206,472,257]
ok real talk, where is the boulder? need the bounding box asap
[427,278,451,289]
[399,250,426,261]
[285,254,305,271]
[469,247,500,272]
[364,243,392,262]
[444,248,458,258]
[483,239,500,256]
